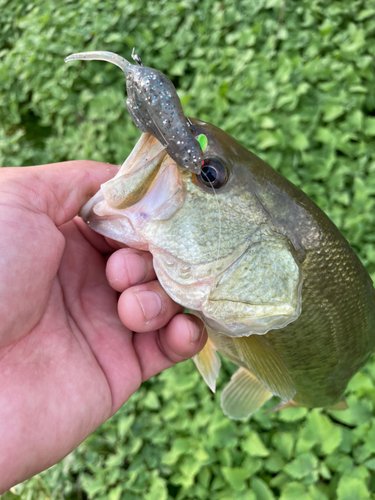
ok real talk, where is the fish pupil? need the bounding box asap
[201,166,217,183]
[196,157,228,189]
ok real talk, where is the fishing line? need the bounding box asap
[196,318,209,353]
[190,178,222,355]
[207,179,222,286]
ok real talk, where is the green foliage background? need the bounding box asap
[2,0,375,498]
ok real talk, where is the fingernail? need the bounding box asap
[125,254,146,285]
[135,291,162,322]
[189,322,201,343]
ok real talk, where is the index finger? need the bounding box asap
[2,161,120,227]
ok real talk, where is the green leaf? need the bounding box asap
[117,414,135,439]
[356,9,375,21]
[265,452,286,473]
[364,117,375,136]
[280,482,311,500]
[208,419,237,448]
[257,130,283,150]
[284,452,319,481]
[325,452,354,474]
[198,468,211,488]
[241,456,263,477]
[108,486,122,500]
[179,456,202,479]
[173,437,191,453]
[328,395,373,426]
[250,477,275,500]
[260,117,276,129]
[363,458,375,471]
[221,467,249,492]
[278,406,308,422]
[290,132,309,151]
[336,477,370,500]
[142,391,160,410]
[272,432,295,460]
[81,475,106,497]
[322,104,345,122]
[170,60,187,76]
[296,410,342,455]
[308,485,329,500]
[347,110,363,131]
[144,477,168,500]
[242,431,269,457]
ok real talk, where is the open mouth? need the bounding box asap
[80,133,187,247]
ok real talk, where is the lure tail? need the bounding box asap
[64,51,130,74]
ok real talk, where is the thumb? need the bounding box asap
[6,161,119,226]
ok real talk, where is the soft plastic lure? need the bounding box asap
[65,50,203,173]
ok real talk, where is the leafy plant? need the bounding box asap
[2,0,375,498]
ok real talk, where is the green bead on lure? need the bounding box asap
[67,51,375,419]
[196,134,208,152]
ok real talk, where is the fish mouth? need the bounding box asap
[80,132,187,248]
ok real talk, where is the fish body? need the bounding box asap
[81,121,375,418]
[67,52,375,419]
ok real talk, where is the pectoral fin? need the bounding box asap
[193,337,221,393]
[233,335,295,402]
[221,367,273,420]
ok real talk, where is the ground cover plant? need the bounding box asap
[1,0,375,498]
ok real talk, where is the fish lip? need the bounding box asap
[90,132,168,213]
[79,132,186,241]
[80,189,104,222]
[101,149,167,210]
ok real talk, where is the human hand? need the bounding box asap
[0,161,206,493]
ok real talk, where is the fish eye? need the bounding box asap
[196,158,228,189]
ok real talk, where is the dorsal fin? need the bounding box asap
[221,367,273,420]
[233,335,295,402]
[193,337,221,393]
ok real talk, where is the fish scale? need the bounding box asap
[266,222,375,407]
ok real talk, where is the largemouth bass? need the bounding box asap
[66,52,375,419]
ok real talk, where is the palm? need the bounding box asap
[1,215,139,485]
